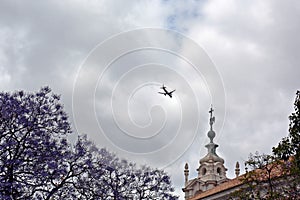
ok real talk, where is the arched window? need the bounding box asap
[202,168,207,175]
[217,167,221,175]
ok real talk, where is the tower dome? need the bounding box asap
[197,106,227,188]
[182,106,229,200]
[199,109,224,164]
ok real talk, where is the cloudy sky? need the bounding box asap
[1,0,300,198]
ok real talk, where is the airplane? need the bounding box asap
[158,84,176,98]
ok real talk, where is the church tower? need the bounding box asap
[182,106,228,199]
[196,106,228,190]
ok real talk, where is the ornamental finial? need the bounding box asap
[209,105,215,130]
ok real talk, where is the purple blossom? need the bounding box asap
[0,87,178,200]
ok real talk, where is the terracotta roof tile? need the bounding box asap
[188,177,243,200]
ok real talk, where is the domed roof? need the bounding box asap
[199,106,225,164]
[200,151,224,164]
[200,142,224,164]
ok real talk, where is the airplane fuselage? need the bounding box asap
[159,85,175,98]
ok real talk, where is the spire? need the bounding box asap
[184,106,228,198]
[208,105,216,143]
[235,162,240,177]
[184,163,189,185]
[200,106,224,164]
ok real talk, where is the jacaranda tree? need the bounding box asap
[69,135,178,200]
[0,86,73,199]
[0,87,178,200]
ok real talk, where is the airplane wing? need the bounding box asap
[170,89,176,93]
[158,92,167,96]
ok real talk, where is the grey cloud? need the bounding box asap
[1,1,300,199]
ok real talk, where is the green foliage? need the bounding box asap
[273,90,300,169]
[231,91,300,199]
